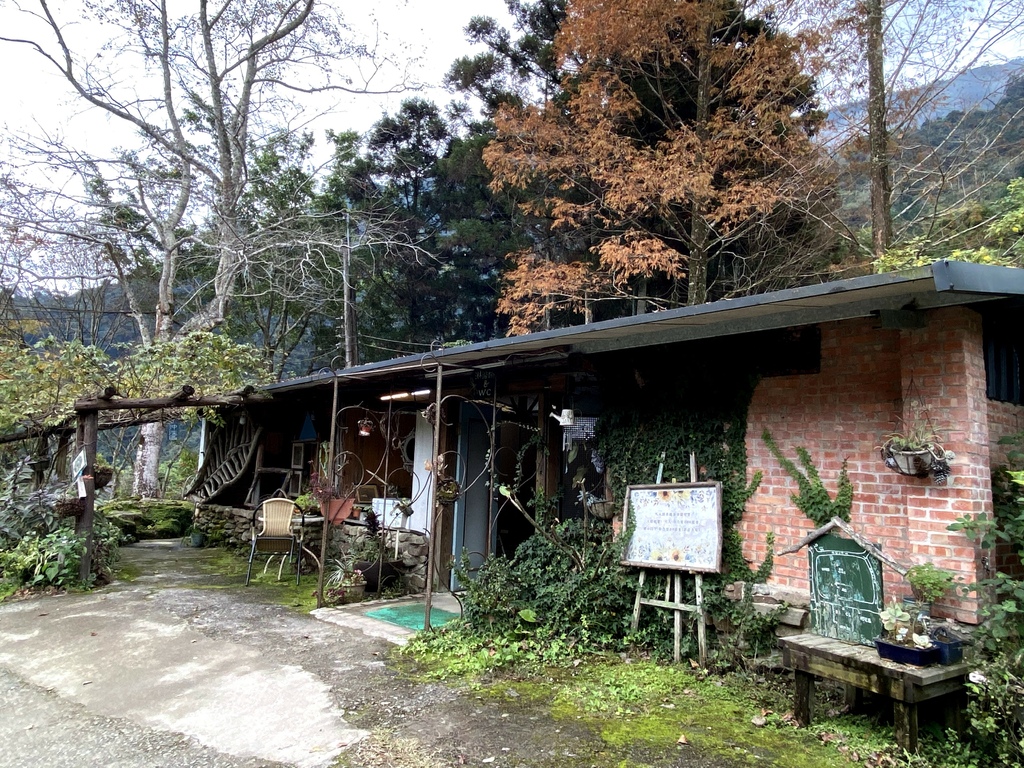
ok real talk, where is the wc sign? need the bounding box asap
[72,449,89,498]
[72,449,88,479]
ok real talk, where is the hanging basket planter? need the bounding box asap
[55,497,85,518]
[93,466,114,489]
[435,477,461,505]
[357,418,375,437]
[879,438,954,484]
[588,500,619,520]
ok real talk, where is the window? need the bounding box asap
[984,311,1024,405]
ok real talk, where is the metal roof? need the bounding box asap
[268,261,1024,394]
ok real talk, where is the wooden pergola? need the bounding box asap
[72,386,268,580]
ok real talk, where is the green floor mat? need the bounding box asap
[363,604,460,631]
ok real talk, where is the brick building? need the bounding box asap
[203,262,1024,619]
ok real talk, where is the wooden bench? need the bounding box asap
[779,633,969,752]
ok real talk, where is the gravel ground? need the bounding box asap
[0,542,749,768]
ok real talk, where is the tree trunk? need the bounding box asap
[343,236,358,368]
[688,22,713,307]
[133,421,165,498]
[866,0,893,260]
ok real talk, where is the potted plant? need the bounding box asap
[294,492,319,516]
[324,560,366,605]
[879,422,951,477]
[351,509,403,593]
[435,476,460,505]
[308,471,351,522]
[929,625,966,665]
[55,496,84,518]
[93,458,114,490]
[875,598,939,665]
[906,563,955,612]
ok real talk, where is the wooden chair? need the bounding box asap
[245,497,299,586]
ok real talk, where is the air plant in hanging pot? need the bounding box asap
[879,422,954,483]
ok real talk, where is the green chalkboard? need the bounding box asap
[809,534,883,646]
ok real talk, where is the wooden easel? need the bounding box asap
[630,570,707,666]
[628,452,708,667]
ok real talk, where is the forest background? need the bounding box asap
[0,0,1022,495]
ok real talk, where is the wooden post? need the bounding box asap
[632,568,707,667]
[893,701,919,752]
[673,573,683,663]
[423,364,444,631]
[695,573,707,668]
[794,670,815,727]
[690,452,707,667]
[76,410,98,583]
[631,569,647,630]
[316,373,341,609]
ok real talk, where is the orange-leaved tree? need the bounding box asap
[485,0,833,334]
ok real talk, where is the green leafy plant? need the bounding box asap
[762,430,853,525]
[0,528,86,588]
[879,599,911,633]
[451,516,636,663]
[323,558,366,606]
[0,455,66,545]
[293,492,319,515]
[944,431,1024,765]
[906,563,955,604]
[881,424,944,453]
[877,598,932,648]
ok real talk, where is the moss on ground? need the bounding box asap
[198,548,321,612]
[101,499,194,542]
[115,561,142,582]
[398,652,851,768]
[0,578,17,602]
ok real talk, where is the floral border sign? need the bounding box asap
[622,482,723,573]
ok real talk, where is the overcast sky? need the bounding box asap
[0,0,512,160]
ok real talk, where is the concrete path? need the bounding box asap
[0,590,362,767]
[0,543,376,768]
[0,542,745,768]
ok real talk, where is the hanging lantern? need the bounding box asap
[357,418,374,437]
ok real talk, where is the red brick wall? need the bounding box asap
[741,307,992,623]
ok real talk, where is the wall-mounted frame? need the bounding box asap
[290,443,305,470]
[621,482,723,573]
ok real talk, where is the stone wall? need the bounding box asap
[329,524,430,592]
[194,504,252,548]
[194,503,430,592]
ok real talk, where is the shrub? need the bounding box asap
[459,518,637,656]
[948,431,1024,765]
[0,456,61,545]
[0,528,85,588]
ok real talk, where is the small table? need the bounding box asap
[779,633,969,752]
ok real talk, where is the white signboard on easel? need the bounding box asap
[624,478,722,667]
[622,482,723,573]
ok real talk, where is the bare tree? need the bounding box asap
[0,0,407,495]
[778,0,1024,263]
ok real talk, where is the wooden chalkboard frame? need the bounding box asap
[621,482,723,573]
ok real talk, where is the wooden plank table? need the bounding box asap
[779,633,969,752]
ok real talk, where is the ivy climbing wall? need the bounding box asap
[593,348,763,581]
